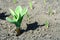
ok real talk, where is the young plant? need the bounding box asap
[44,0,47,6]
[13,0,17,3]
[45,20,49,28]
[48,6,53,16]
[29,0,33,9]
[6,6,28,35]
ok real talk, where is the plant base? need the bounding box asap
[15,28,21,36]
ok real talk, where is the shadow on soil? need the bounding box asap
[26,22,41,30]
[0,12,10,20]
[19,22,45,36]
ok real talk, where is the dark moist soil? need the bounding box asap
[0,0,60,40]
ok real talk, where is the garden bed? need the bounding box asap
[0,0,60,40]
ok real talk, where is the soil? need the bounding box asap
[0,0,60,40]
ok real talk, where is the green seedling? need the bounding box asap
[13,0,17,3]
[6,6,28,30]
[48,6,53,16]
[44,0,47,6]
[45,20,49,28]
[29,0,33,9]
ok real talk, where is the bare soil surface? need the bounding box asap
[0,0,60,40]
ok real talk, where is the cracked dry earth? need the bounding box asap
[0,0,60,40]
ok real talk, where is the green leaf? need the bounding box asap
[9,8,18,20]
[15,6,22,21]
[15,6,22,16]
[29,0,32,9]
[6,17,17,23]
[45,20,49,28]
[20,7,28,17]
[13,0,17,3]
[9,8,15,17]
